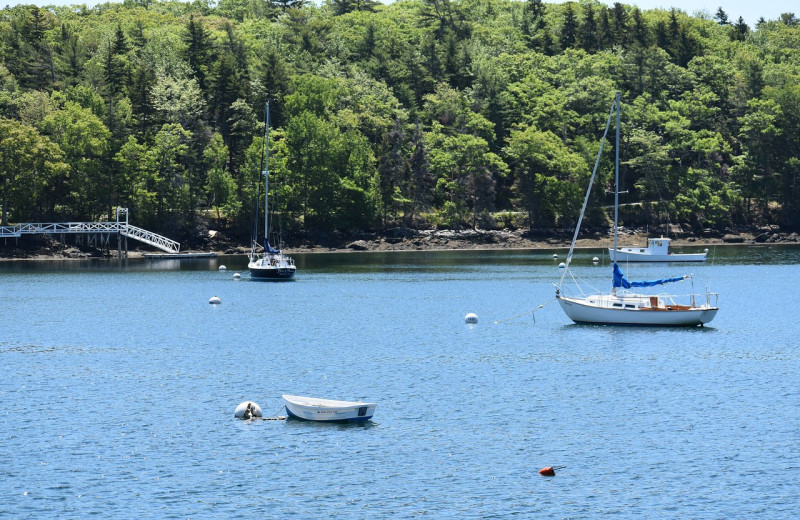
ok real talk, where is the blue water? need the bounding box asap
[1,245,799,518]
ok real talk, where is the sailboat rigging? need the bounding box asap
[555,92,718,326]
[248,102,296,281]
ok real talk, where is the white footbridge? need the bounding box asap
[0,208,180,255]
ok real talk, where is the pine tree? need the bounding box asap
[184,15,214,95]
[731,16,749,41]
[579,3,598,53]
[560,3,578,50]
[714,7,730,25]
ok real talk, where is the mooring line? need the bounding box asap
[494,298,556,324]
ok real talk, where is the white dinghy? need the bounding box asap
[282,394,376,423]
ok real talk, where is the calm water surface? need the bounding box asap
[1,245,799,518]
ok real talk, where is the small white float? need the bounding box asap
[558,262,566,269]
[209,296,221,304]
[233,272,241,280]
[464,312,478,324]
[593,256,600,263]
[552,253,558,259]
[234,401,262,419]
[218,265,227,271]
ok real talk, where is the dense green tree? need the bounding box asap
[40,101,111,219]
[0,119,67,224]
[204,132,236,222]
[504,125,588,227]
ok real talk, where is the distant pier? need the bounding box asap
[0,208,180,257]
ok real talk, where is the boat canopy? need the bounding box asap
[264,240,281,254]
[612,263,687,289]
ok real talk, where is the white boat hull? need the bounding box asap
[282,395,376,422]
[609,248,707,262]
[557,295,718,326]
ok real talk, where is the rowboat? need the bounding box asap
[282,394,376,422]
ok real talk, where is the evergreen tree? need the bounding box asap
[731,16,749,41]
[184,15,214,95]
[714,7,730,25]
[579,3,598,53]
[610,2,629,47]
[631,8,649,48]
[560,3,578,50]
[596,6,612,50]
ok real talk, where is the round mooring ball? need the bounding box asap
[464,313,478,324]
[234,401,263,419]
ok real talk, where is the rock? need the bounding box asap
[347,240,369,250]
[386,227,417,239]
[722,234,744,243]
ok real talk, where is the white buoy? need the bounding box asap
[234,401,263,419]
[465,313,478,324]
[219,265,227,271]
[593,256,599,263]
[209,296,221,304]
[233,272,241,280]
[552,253,558,259]
[704,248,709,253]
[558,262,566,269]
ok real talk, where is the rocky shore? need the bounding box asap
[2,226,798,260]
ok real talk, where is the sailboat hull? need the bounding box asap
[557,295,718,326]
[248,255,296,280]
[609,248,706,262]
[249,265,296,280]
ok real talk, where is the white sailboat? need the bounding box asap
[248,102,296,281]
[555,93,718,326]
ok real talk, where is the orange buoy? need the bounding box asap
[538,466,556,476]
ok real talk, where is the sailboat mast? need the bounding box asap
[613,92,620,259]
[611,92,620,295]
[263,102,270,247]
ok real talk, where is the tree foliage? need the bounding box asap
[0,0,798,243]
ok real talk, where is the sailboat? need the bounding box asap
[555,93,718,326]
[248,102,296,281]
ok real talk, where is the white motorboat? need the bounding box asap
[609,237,707,262]
[555,92,719,327]
[248,102,296,281]
[282,394,376,423]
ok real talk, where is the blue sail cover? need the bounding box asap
[264,240,281,254]
[612,263,686,289]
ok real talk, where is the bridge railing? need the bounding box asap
[122,225,181,253]
[0,221,181,253]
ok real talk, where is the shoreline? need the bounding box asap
[1,228,798,261]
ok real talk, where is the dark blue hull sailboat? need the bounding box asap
[248,102,296,281]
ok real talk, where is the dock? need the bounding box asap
[0,208,180,256]
[144,252,217,259]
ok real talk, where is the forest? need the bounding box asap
[1,0,799,247]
